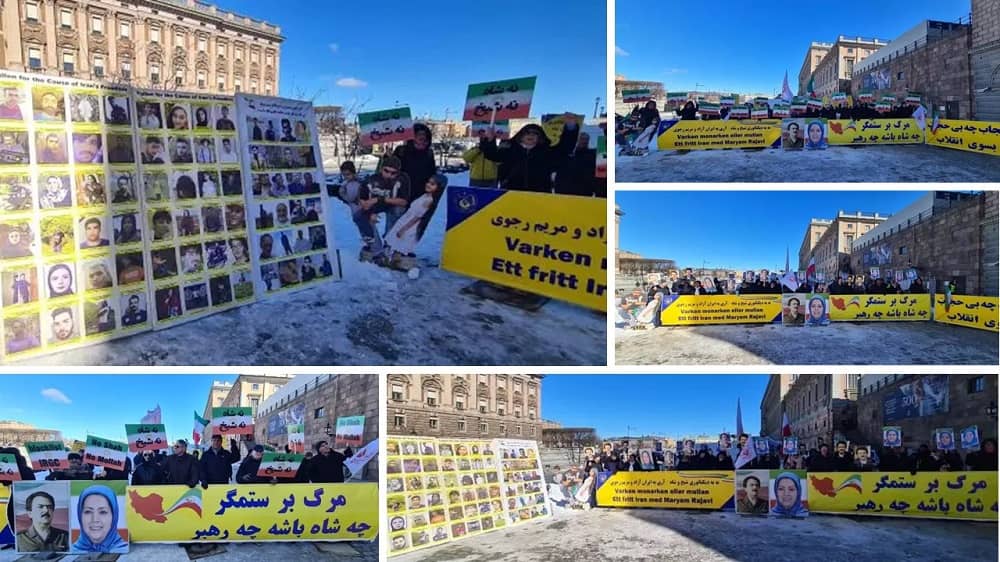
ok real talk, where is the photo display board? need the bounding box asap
[0,70,151,362]
[131,89,254,329]
[233,94,338,298]
[496,439,551,526]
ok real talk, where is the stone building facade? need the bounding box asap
[0,420,61,445]
[812,36,886,97]
[850,191,998,296]
[760,374,794,439]
[849,21,972,118]
[614,75,665,114]
[199,374,291,445]
[856,374,997,449]
[387,374,543,441]
[254,374,379,481]
[971,0,1000,119]
[782,374,861,450]
[0,0,282,95]
[805,211,886,279]
[798,42,832,95]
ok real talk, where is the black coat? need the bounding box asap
[164,453,200,487]
[132,458,165,485]
[553,147,598,197]
[480,123,578,192]
[392,125,437,203]
[235,455,269,484]
[200,443,240,484]
[307,451,348,483]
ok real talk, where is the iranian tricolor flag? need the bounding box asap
[257,453,304,479]
[881,95,897,103]
[876,101,892,112]
[751,104,769,119]
[469,120,510,139]
[772,104,790,117]
[596,136,607,179]
[807,98,823,109]
[622,88,652,103]
[730,106,750,118]
[212,407,254,435]
[666,92,689,104]
[720,96,736,106]
[193,411,208,446]
[858,91,874,102]
[832,92,847,104]
[463,76,536,121]
[83,434,128,471]
[126,423,169,453]
[25,441,69,470]
[357,107,414,147]
[0,453,21,481]
[698,103,721,115]
[805,256,816,281]
[905,91,922,106]
[287,423,305,454]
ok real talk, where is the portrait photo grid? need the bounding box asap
[234,94,337,297]
[0,71,151,362]
[131,89,254,329]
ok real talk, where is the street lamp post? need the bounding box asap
[986,402,997,420]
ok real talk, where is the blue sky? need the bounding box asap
[615,0,970,94]
[212,0,607,118]
[0,375,234,443]
[617,190,941,271]
[542,375,768,438]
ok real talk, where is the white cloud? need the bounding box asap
[41,388,71,404]
[666,68,688,74]
[615,45,629,56]
[328,43,339,54]
[336,77,367,88]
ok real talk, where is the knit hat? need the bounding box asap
[252,444,264,453]
[381,155,402,170]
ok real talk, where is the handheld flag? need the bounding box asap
[735,437,757,469]
[193,411,208,446]
[782,412,792,437]
[141,404,162,424]
[736,398,744,437]
[781,71,793,102]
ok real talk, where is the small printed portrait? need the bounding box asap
[302,171,321,194]
[389,534,408,553]
[854,445,871,464]
[268,172,288,197]
[201,206,224,234]
[183,282,209,312]
[110,172,136,204]
[40,214,74,255]
[219,169,242,196]
[410,530,430,548]
[294,120,310,143]
[408,512,428,530]
[231,271,254,301]
[279,118,296,142]
[961,427,980,450]
[289,229,311,256]
[882,427,902,448]
[114,252,145,286]
[438,444,454,457]
[150,248,178,280]
[149,209,174,241]
[180,243,204,274]
[386,440,400,455]
[781,118,805,150]
[137,101,162,129]
[83,298,117,335]
[141,135,167,164]
[299,255,318,283]
[251,173,269,196]
[805,120,828,150]
[169,136,193,164]
[82,258,114,291]
[407,493,423,509]
[259,233,278,260]
[71,133,103,164]
[782,294,806,326]
[210,273,237,307]
[402,459,422,473]
[255,202,274,230]
[0,129,31,166]
[424,471,440,485]
[278,146,298,169]
[165,103,191,130]
[154,286,182,321]
[143,172,169,202]
[298,146,317,167]
[193,105,212,129]
[12,481,71,553]
[389,515,406,533]
[770,471,808,517]
[308,225,327,250]
[176,209,201,237]
[78,216,110,249]
[36,131,68,164]
[465,520,481,533]
[75,172,106,207]
[69,93,101,123]
[104,96,132,125]
[806,294,830,326]
[2,266,39,306]
[68,482,129,554]
[278,258,300,286]
[450,522,466,538]
[47,305,79,344]
[303,197,322,222]
[33,86,66,122]
[218,137,239,164]
[0,174,33,212]
[198,171,219,198]
[935,429,956,451]
[171,171,197,200]
[4,314,42,355]
[0,84,25,120]
[225,204,246,231]
[260,263,279,292]
[204,240,228,269]
[215,105,235,130]
[386,459,402,474]
[105,134,134,164]
[194,137,216,164]
[284,172,305,195]
[113,213,142,245]
[38,175,72,209]
[428,507,446,523]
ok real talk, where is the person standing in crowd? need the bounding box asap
[353,156,411,257]
[235,445,278,484]
[392,123,437,229]
[598,442,619,473]
[966,438,998,471]
[852,447,877,472]
[305,440,351,483]
[0,447,35,483]
[808,444,834,471]
[45,453,92,480]
[554,131,598,197]
[463,132,498,188]
[715,451,734,470]
[832,441,853,471]
[132,451,165,485]
[678,100,698,120]
[914,444,941,472]
[95,457,132,481]
[622,454,643,472]
[908,277,927,293]
[200,435,240,485]
[939,447,964,472]
[479,115,579,192]
[164,439,200,487]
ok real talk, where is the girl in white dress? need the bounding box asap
[383,173,446,259]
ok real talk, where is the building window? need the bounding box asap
[455,396,465,410]
[314,407,325,419]
[175,31,184,46]
[266,53,273,66]
[235,47,244,61]
[425,389,438,407]
[60,8,73,28]
[479,422,487,434]
[196,70,206,89]
[899,246,907,255]
[897,72,904,80]
[93,56,104,77]
[251,383,260,390]
[120,21,131,38]
[497,406,505,416]
[529,408,536,420]
[217,75,225,90]
[530,426,536,436]
[234,78,242,92]
[478,399,487,413]
[120,61,131,79]
[175,69,184,86]
[150,63,160,84]
[250,79,258,94]
[515,425,522,435]
[428,418,438,429]
[499,423,506,434]
[391,383,403,401]
[968,376,985,394]
[91,15,103,34]
[250,397,259,409]
[457,419,466,432]
[265,84,272,95]
[198,37,207,52]
[251,50,259,63]
[28,47,42,69]
[151,26,161,43]
[393,415,404,429]
[62,53,75,74]
[26,2,40,22]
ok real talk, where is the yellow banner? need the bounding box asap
[541,113,585,144]
[828,294,930,321]
[595,471,734,509]
[656,120,781,150]
[926,119,1000,156]
[660,295,782,325]
[934,295,999,332]
[0,485,10,546]
[807,472,998,521]
[827,118,924,145]
[126,484,377,542]
[441,188,607,311]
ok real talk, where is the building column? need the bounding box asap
[43,0,57,69]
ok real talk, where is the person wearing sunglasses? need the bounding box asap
[163,440,201,488]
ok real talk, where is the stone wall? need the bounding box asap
[971,0,1000,119]
[857,375,998,449]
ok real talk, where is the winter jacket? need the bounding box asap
[164,453,200,487]
[235,455,270,484]
[480,122,578,192]
[132,458,165,485]
[200,443,240,484]
[462,146,498,186]
[393,123,437,203]
[832,453,854,472]
[306,451,348,483]
[553,146,598,197]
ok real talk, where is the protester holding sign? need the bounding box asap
[479,114,579,192]
[163,440,200,488]
[303,440,351,483]
[392,123,437,208]
[131,451,165,485]
[0,447,34,484]
[236,445,277,484]
[200,435,241,485]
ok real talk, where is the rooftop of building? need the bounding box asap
[158,0,283,38]
[852,191,979,248]
[855,19,970,75]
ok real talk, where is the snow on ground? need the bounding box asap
[615,144,1000,183]
[391,507,997,562]
[615,322,999,365]
[15,172,606,366]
